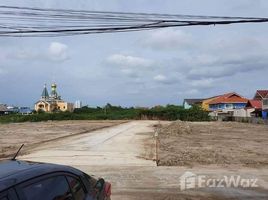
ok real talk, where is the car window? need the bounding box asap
[82,173,97,192]
[67,176,86,200]
[22,176,73,200]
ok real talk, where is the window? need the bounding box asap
[263,99,268,106]
[22,176,73,200]
[67,176,86,200]
[225,104,233,109]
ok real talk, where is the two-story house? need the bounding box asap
[208,92,248,117]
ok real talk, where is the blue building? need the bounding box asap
[208,92,249,118]
[6,106,32,115]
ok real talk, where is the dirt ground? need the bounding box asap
[158,121,268,168]
[1,120,268,199]
[0,120,124,159]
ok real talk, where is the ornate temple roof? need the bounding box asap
[41,84,49,99]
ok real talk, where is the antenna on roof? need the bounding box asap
[12,144,24,161]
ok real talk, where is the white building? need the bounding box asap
[75,100,82,109]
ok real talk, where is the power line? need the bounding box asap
[0,5,267,37]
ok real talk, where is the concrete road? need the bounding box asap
[20,121,268,200]
[20,121,156,167]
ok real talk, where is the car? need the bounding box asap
[0,159,111,200]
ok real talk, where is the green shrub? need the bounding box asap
[0,104,209,123]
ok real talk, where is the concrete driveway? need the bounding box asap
[20,121,157,167]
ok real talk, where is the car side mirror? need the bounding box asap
[95,178,105,191]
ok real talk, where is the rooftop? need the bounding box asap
[184,99,204,105]
[255,90,268,99]
[208,92,248,105]
[245,100,262,109]
[0,104,8,112]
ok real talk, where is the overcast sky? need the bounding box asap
[1,0,268,107]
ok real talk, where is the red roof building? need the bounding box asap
[245,100,262,109]
[208,92,248,105]
[254,90,268,100]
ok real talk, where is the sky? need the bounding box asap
[0,0,268,107]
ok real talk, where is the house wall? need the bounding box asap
[57,102,74,112]
[233,109,253,117]
[209,103,246,111]
[262,111,268,119]
[35,102,50,112]
[202,97,218,111]
[262,98,268,119]
[183,101,192,109]
[263,98,268,110]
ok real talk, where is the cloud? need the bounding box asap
[120,69,139,78]
[142,29,194,50]
[190,78,215,89]
[154,74,167,82]
[231,0,262,12]
[48,42,69,61]
[106,54,156,81]
[178,89,199,96]
[187,53,268,79]
[3,42,69,63]
[153,74,178,85]
[107,54,153,68]
[0,68,5,75]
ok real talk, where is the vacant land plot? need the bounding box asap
[0,120,125,159]
[158,121,268,167]
[1,120,267,199]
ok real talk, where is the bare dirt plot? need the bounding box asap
[5,121,268,199]
[158,121,268,167]
[0,120,125,159]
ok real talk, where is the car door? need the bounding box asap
[0,188,19,200]
[16,174,74,200]
[0,192,9,200]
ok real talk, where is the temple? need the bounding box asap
[35,83,74,112]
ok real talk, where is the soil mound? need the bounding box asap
[160,120,192,135]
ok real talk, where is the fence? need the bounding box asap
[228,117,268,125]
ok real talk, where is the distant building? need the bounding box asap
[245,100,262,117]
[253,90,268,100]
[6,106,32,115]
[208,92,248,118]
[183,99,204,109]
[6,106,19,113]
[35,83,74,113]
[201,96,219,111]
[253,90,268,119]
[0,104,8,115]
[74,100,82,109]
[18,107,33,115]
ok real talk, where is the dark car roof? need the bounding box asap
[0,160,83,192]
